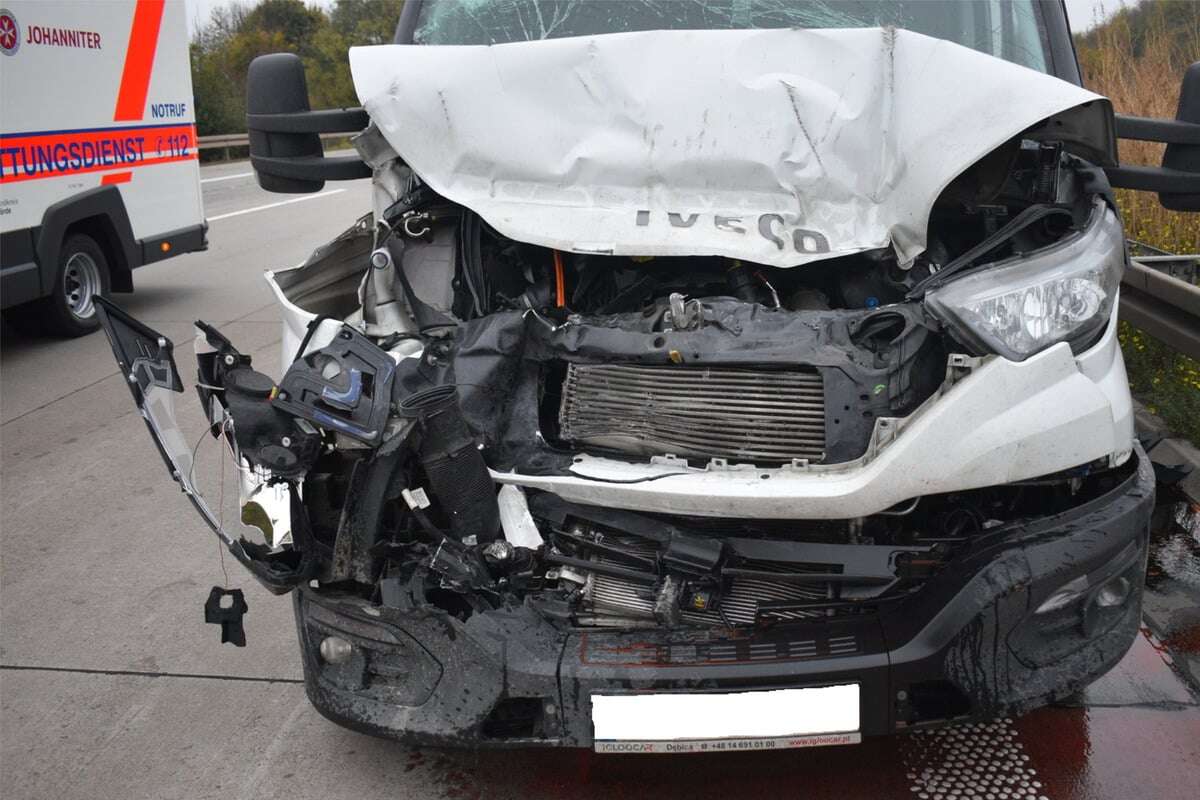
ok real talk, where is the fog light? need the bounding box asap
[1095,576,1131,608]
[319,635,354,664]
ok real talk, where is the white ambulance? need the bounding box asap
[0,0,204,336]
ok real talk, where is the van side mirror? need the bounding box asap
[1160,62,1200,211]
[1106,61,1200,211]
[246,53,371,194]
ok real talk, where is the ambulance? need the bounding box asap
[0,0,204,336]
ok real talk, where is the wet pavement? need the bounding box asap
[3,161,1200,799]
[1144,491,1200,688]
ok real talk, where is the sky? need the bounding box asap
[1062,0,1123,30]
[183,0,1121,37]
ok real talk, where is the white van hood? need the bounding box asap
[350,28,1107,268]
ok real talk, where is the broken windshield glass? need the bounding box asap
[414,0,1049,73]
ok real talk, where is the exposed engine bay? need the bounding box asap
[97,123,1131,635]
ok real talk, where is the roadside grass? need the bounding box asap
[1076,6,1200,444]
[1119,323,1200,443]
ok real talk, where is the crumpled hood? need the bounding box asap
[350,27,1109,268]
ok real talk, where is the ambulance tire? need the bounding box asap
[41,233,111,337]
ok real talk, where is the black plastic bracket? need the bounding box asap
[204,587,249,647]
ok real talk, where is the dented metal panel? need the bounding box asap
[350,27,1110,267]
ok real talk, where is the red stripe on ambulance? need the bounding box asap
[113,0,165,122]
[0,124,196,184]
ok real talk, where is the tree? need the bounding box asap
[189,0,405,136]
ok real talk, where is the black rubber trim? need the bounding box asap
[1,228,36,269]
[1041,0,1083,85]
[1104,164,1200,193]
[139,222,208,265]
[1116,114,1200,146]
[0,261,41,309]
[36,186,140,290]
[394,0,420,43]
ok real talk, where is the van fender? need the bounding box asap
[36,186,140,293]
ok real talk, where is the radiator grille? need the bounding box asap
[583,535,829,626]
[558,363,826,464]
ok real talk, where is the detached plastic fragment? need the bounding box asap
[498,485,544,549]
[239,475,294,549]
[204,587,249,647]
[273,324,397,446]
[94,298,316,595]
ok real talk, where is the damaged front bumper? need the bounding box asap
[94,292,1152,748]
[295,446,1152,748]
[498,304,1134,519]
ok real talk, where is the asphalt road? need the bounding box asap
[2,160,1199,800]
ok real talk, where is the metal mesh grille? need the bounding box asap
[584,535,829,626]
[558,363,826,464]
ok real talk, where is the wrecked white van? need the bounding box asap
[98,0,1200,751]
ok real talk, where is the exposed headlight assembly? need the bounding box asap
[926,198,1125,361]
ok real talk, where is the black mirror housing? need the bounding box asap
[1105,61,1200,211]
[1160,61,1200,212]
[246,53,371,194]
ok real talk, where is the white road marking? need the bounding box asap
[200,171,254,184]
[207,189,346,222]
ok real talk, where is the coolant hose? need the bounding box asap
[399,385,500,543]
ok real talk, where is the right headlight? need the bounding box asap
[925,198,1125,361]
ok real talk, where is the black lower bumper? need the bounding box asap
[293,446,1154,748]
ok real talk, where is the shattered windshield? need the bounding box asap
[413,0,1049,72]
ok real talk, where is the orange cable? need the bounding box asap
[553,250,566,307]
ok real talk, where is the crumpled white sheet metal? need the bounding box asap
[350,28,1106,268]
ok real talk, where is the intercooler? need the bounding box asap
[558,363,826,464]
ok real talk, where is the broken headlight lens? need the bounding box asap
[926,199,1124,361]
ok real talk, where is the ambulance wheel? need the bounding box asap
[43,233,111,337]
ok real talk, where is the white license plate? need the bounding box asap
[591,683,860,754]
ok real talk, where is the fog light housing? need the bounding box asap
[319,635,354,664]
[1095,576,1131,608]
[1035,575,1089,614]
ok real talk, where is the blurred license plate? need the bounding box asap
[592,684,860,754]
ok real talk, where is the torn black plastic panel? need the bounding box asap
[204,587,249,647]
[329,431,410,585]
[273,324,398,446]
[194,319,322,478]
[529,492,936,607]
[398,385,501,543]
[394,298,945,470]
[290,445,1153,747]
[95,299,316,595]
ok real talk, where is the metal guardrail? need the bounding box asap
[196,133,1200,359]
[197,132,347,159]
[1124,248,1200,362]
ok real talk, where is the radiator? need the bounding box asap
[558,362,826,464]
